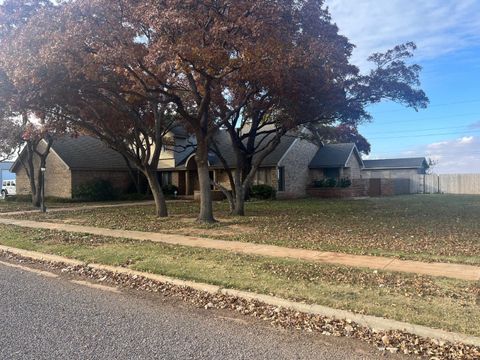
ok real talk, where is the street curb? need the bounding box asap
[0,244,479,347]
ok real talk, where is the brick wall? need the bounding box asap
[15,147,72,198]
[71,170,132,195]
[213,168,278,191]
[361,168,420,179]
[342,154,362,179]
[278,138,319,198]
[307,180,368,198]
[214,169,232,189]
[307,178,408,198]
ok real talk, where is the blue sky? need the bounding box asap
[328,0,480,173]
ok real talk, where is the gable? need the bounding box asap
[309,143,362,169]
[174,130,297,169]
[11,136,130,173]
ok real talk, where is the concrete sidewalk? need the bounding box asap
[0,217,478,281]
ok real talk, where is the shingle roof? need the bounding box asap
[309,143,358,168]
[51,136,130,171]
[175,130,297,169]
[210,130,297,168]
[363,158,427,169]
[170,126,189,138]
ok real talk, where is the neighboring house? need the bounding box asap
[362,158,429,178]
[11,136,133,198]
[0,161,15,184]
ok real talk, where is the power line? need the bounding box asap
[366,124,476,136]
[364,112,480,125]
[372,99,480,115]
[368,129,480,140]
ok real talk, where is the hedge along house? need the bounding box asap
[11,136,133,198]
[158,129,320,199]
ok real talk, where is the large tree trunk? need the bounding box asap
[23,145,39,207]
[144,169,168,217]
[195,137,215,223]
[231,155,253,216]
[232,183,245,216]
[32,191,41,208]
[32,156,47,208]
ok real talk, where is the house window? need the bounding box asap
[277,167,285,192]
[324,168,340,179]
[160,172,172,186]
[209,171,215,190]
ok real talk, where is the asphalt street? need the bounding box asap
[0,261,403,360]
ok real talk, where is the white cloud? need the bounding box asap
[404,136,480,174]
[327,0,480,67]
[428,141,449,149]
[459,136,474,144]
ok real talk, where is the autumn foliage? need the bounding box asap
[0,0,428,219]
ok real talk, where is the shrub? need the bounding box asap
[162,184,179,196]
[313,177,351,188]
[339,178,352,188]
[73,179,118,201]
[5,194,31,203]
[325,178,337,187]
[251,184,276,200]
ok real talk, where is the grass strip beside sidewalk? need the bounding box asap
[0,223,478,337]
[13,196,480,266]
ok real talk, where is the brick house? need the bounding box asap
[11,131,429,200]
[11,136,132,198]
[159,129,319,199]
[160,130,429,199]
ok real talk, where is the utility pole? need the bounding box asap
[40,167,46,213]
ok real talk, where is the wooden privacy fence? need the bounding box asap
[420,174,480,195]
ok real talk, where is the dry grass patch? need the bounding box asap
[12,194,480,265]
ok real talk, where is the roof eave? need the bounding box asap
[362,166,421,170]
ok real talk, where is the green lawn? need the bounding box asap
[0,224,478,337]
[14,194,480,265]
